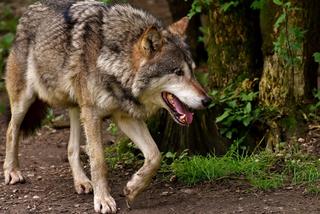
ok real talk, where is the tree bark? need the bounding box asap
[206,0,263,88]
[259,0,304,110]
[258,0,319,149]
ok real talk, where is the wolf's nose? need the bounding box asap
[202,97,212,108]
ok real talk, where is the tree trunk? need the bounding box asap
[259,0,319,150]
[259,0,304,109]
[206,0,263,88]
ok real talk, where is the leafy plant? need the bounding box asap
[107,122,118,136]
[307,89,320,120]
[160,150,189,175]
[105,138,142,169]
[187,0,212,18]
[210,78,263,141]
[272,0,305,69]
[188,0,241,17]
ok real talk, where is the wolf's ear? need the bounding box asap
[168,17,189,37]
[140,26,163,57]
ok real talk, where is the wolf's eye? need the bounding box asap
[174,68,183,76]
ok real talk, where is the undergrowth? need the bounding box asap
[172,147,320,192]
[104,137,320,194]
[105,138,143,169]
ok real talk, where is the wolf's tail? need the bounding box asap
[5,98,49,137]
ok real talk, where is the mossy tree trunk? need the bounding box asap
[206,0,263,88]
[150,0,262,155]
[259,0,320,150]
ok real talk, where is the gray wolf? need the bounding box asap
[3,0,212,213]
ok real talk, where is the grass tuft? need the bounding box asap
[172,151,320,191]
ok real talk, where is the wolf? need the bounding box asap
[4,0,212,213]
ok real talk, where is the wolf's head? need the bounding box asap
[132,17,212,126]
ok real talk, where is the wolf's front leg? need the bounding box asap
[113,114,161,205]
[68,107,92,194]
[81,107,117,214]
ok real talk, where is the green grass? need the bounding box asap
[172,151,320,191]
[104,135,320,192]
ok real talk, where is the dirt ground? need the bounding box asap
[0,113,320,214]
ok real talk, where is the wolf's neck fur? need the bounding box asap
[95,4,163,118]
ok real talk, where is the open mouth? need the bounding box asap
[161,92,194,126]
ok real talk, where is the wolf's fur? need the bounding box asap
[4,1,211,213]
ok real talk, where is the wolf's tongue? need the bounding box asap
[172,96,193,124]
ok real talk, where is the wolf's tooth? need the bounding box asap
[180,114,186,120]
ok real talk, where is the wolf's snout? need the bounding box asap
[201,97,212,108]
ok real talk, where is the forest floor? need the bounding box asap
[0,112,320,214]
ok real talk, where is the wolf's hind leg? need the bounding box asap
[113,115,161,205]
[68,107,93,194]
[4,94,35,185]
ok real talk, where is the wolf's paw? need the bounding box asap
[123,178,147,205]
[74,179,93,194]
[123,185,140,205]
[4,169,25,185]
[94,191,117,213]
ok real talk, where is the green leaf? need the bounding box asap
[313,52,320,63]
[164,152,176,159]
[251,0,266,10]
[273,0,283,6]
[227,100,237,109]
[243,117,252,127]
[244,102,252,114]
[226,131,233,139]
[220,1,239,12]
[210,89,218,97]
[216,109,231,123]
[240,92,258,102]
[274,13,286,29]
